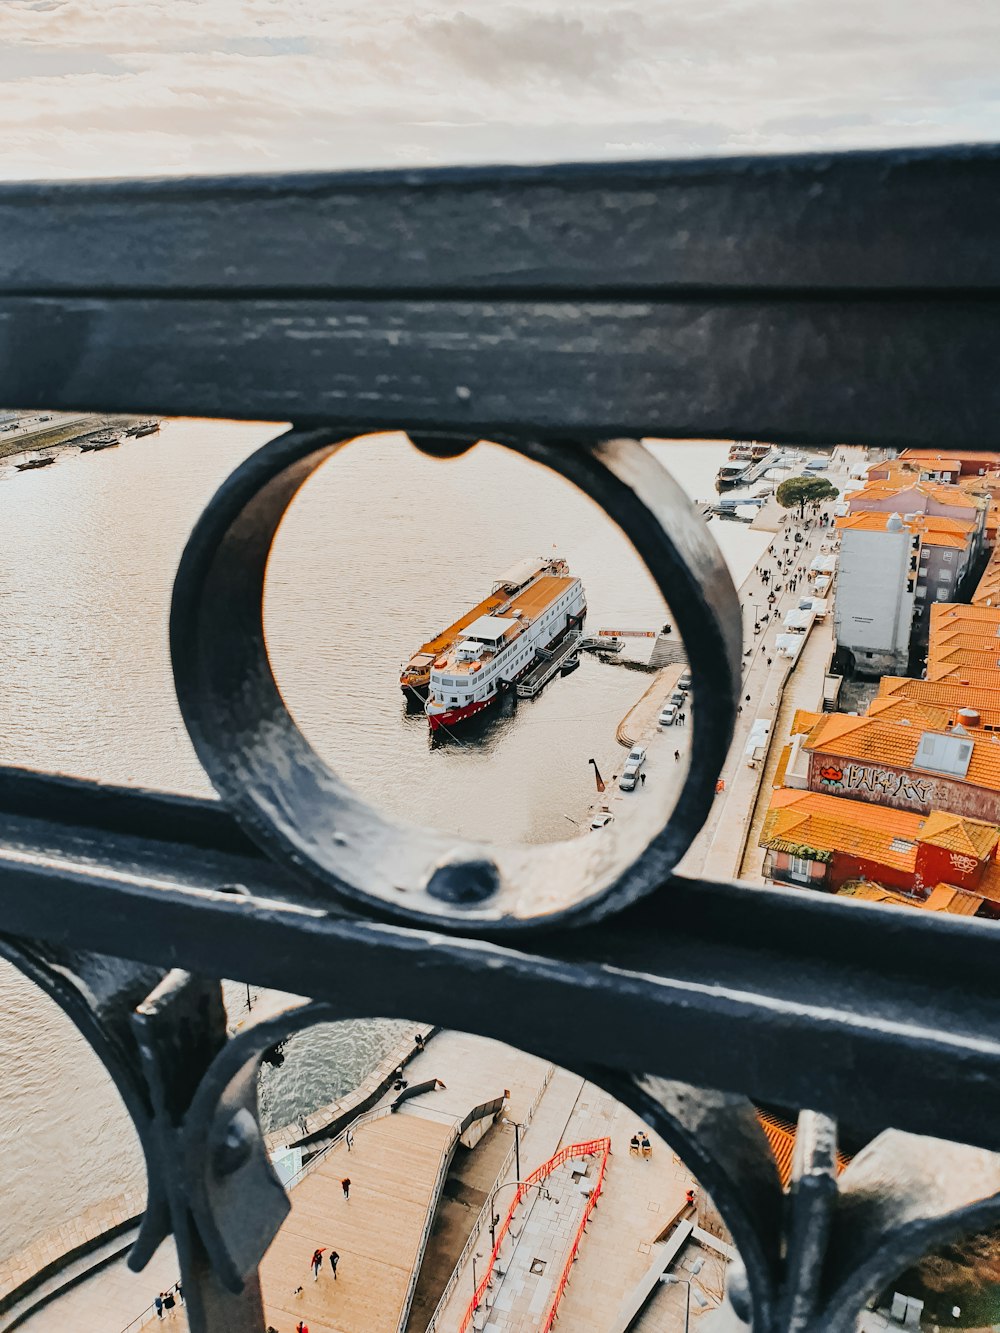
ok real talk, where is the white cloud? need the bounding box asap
[0,0,997,179]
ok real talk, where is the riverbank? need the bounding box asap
[0,413,150,463]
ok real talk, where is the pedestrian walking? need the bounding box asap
[639,771,646,786]
[415,1031,425,1051]
[296,1322,310,1333]
[311,1247,324,1280]
[330,1250,340,1279]
[176,1283,184,1306]
[342,1177,351,1201]
[155,1294,164,1320]
[766,656,772,666]
[674,749,680,762]
[345,1128,355,1152]
[745,693,751,702]
[163,1290,176,1318]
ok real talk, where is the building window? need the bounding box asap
[936,587,950,599]
[788,855,813,881]
[915,588,927,599]
[942,550,955,562]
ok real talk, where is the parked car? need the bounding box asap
[619,764,641,792]
[678,672,691,691]
[626,744,647,767]
[659,705,678,726]
[669,690,685,707]
[589,811,615,830]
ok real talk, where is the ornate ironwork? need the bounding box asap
[0,143,998,1332]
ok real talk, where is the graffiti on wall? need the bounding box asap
[816,762,934,805]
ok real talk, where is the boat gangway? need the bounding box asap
[516,632,581,698]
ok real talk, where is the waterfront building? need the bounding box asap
[834,510,977,674]
[781,708,1000,822]
[759,786,1000,914]
[845,476,985,543]
[867,450,1000,482]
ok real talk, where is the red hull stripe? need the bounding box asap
[427,695,497,730]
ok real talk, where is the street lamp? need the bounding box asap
[488,1178,556,1251]
[659,1258,705,1333]
[471,1252,484,1309]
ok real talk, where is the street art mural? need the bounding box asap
[816,762,934,806]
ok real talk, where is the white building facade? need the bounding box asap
[834,514,919,676]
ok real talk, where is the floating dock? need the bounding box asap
[516,632,581,697]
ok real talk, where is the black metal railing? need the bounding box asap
[0,144,999,1333]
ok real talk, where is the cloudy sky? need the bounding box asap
[1,0,999,180]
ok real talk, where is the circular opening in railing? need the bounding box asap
[171,430,742,929]
[240,1020,741,1333]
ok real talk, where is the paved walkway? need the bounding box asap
[434,1078,697,1333]
[738,617,833,882]
[553,1094,693,1332]
[479,1153,594,1329]
[680,465,853,882]
[77,1034,554,1333]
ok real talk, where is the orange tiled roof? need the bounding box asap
[835,511,974,548]
[926,647,1000,681]
[866,697,953,730]
[974,547,1000,606]
[846,479,976,509]
[803,713,1000,793]
[839,879,986,915]
[790,709,823,735]
[926,666,1000,689]
[977,862,1000,906]
[924,884,986,915]
[838,882,921,908]
[876,676,1000,729]
[899,449,1000,469]
[760,788,926,871]
[919,810,1000,860]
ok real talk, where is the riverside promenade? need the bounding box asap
[680,454,857,883]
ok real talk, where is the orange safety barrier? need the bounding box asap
[458,1137,612,1333]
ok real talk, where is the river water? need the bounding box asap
[0,422,767,1261]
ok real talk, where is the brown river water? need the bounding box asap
[0,421,766,1260]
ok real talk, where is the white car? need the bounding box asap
[589,811,615,831]
[659,705,678,726]
[619,764,641,791]
[626,744,647,767]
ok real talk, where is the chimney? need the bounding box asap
[958,708,982,729]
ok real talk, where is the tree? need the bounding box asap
[776,475,840,518]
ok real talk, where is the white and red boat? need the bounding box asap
[424,557,586,731]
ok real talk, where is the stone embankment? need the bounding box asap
[0,416,98,460]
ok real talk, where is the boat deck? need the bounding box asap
[411,589,509,660]
[502,573,576,620]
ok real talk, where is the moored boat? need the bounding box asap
[15,456,56,471]
[401,557,560,697]
[424,558,586,731]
